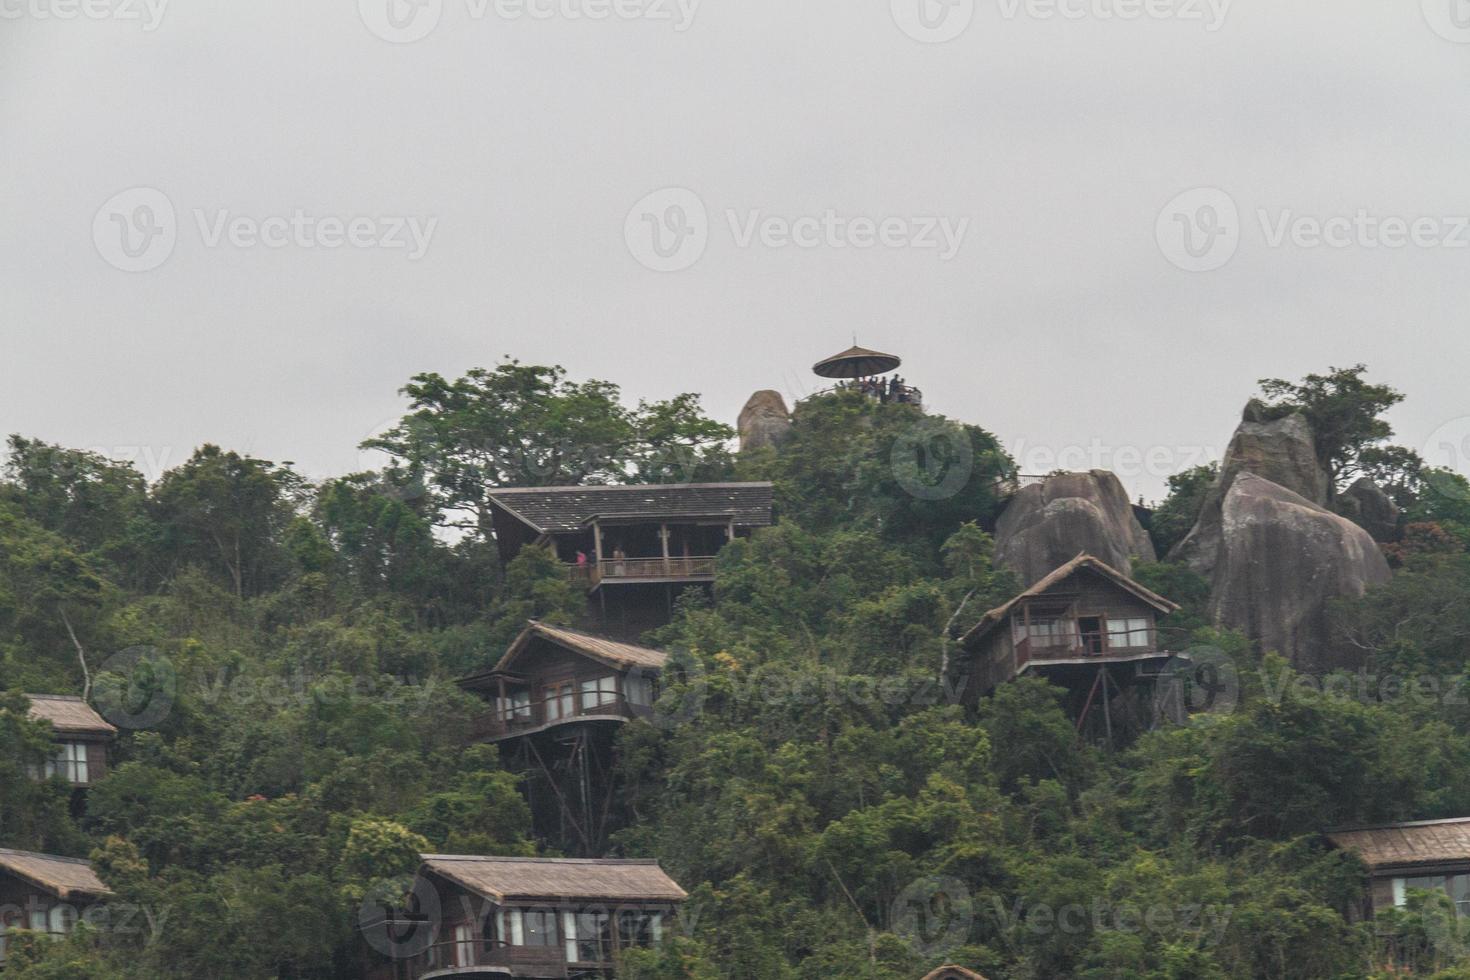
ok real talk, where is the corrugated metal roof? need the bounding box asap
[0,848,113,900]
[488,483,773,534]
[494,621,668,673]
[959,554,1179,648]
[1328,817,1470,870]
[422,855,687,903]
[27,694,118,737]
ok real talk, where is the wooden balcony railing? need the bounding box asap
[1015,629,1158,670]
[565,557,717,589]
[403,938,579,979]
[468,693,649,741]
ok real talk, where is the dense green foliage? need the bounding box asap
[3,364,1470,978]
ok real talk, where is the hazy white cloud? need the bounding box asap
[3,0,1468,500]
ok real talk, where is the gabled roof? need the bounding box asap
[959,554,1179,648]
[0,848,113,900]
[27,694,117,737]
[491,621,668,675]
[421,855,688,904]
[919,968,989,980]
[487,483,774,534]
[1328,817,1470,870]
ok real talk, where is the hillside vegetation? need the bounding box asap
[5,363,1470,978]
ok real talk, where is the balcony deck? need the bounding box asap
[565,557,717,590]
[469,694,650,743]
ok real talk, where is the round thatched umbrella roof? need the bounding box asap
[812,345,902,379]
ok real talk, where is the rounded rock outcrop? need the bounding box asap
[994,470,1156,585]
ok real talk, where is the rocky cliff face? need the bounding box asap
[1338,477,1401,542]
[994,470,1156,585]
[1206,474,1391,671]
[738,390,792,452]
[1171,404,1330,575]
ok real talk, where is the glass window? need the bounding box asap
[1395,873,1470,917]
[562,910,578,962]
[575,910,613,962]
[524,909,556,947]
[1027,620,1070,648]
[44,743,88,785]
[545,683,574,721]
[454,924,474,966]
[581,677,618,711]
[1108,618,1151,650]
[625,675,654,707]
[28,907,46,932]
[503,908,524,945]
[619,910,657,949]
[502,691,531,721]
[47,905,75,936]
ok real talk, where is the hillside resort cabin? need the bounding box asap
[0,849,112,967]
[460,622,668,856]
[485,482,774,634]
[360,855,686,980]
[1328,817,1470,919]
[26,695,117,788]
[957,555,1181,739]
[460,621,666,743]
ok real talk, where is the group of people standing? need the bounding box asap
[848,375,920,405]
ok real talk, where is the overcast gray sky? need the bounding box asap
[3,0,1469,503]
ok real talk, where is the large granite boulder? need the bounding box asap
[1207,473,1391,671]
[1171,403,1331,574]
[994,470,1156,585]
[738,390,792,453]
[1338,477,1401,542]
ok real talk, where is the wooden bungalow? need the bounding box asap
[361,854,686,980]
[26,695,117,788]
[957,555,1180,739]
[459,622,666,743]
[459,622,668,856]
[0,848,112,967]
[485,482,774,632]
[1327,817,1470,918]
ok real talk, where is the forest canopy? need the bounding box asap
[3,362,1470,979]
